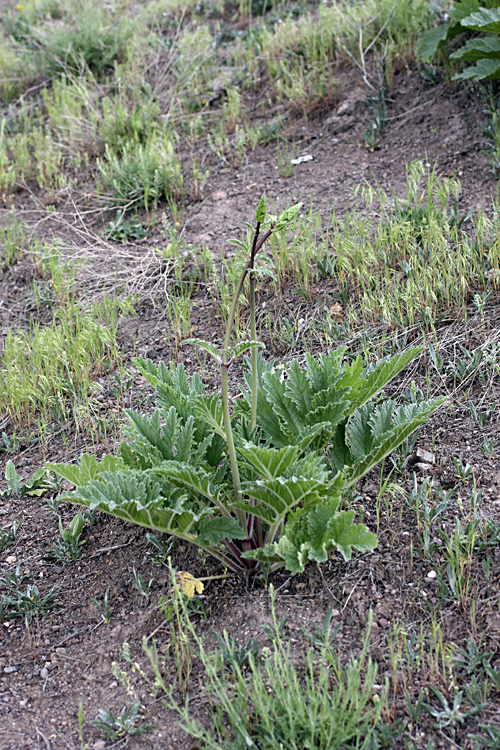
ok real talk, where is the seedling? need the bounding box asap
[304,608,342,650]
[261,614,289,644]
[470,723,500,749]
[469,401,493,427]
[0,521,21,552]
[454,637,493,678]
[92,589,112,625]
[452,456,474,482]
[423,685,483,729]
[129,563,153,598]
[214,631,260,672]
[92,702,154,740]
[51,512,86,562]
[481,435,495,459]
[145,532,176,566]
[1,583,58,621]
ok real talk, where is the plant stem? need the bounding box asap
[249,222,260,431]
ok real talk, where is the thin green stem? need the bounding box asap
[221,362,246,532]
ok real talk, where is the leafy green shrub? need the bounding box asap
[97,136,183,212]
[417,1,500,80]
[48,200,444,578]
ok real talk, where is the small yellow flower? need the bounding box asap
[175,571,204,600]
[16,5,24,10]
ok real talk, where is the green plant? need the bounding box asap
[129,563,154,598]
[47,199,444,578]
[422,685,485,729]
[165,587,391,749]
[304,608,342,650]
[452,456,475,481]
[0,580,58,621]
[97,135,183,213]
[470,723,500,749]
[214,631,261,673]
[92,702,154,740]
[103,213,148,243]
[0,521,22,552]
[0,212,26,267]
[33,1,134,79]
[481,435,495,458]
[417,2,500,81]
[51,512,86,562]
[364,88,387,151]
[145,532,175,565]
[0,460,57,498]
[0,299,122,433]
[92,589,112,624]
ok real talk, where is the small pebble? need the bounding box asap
[40,668,49,680]
[4,666,18,674]
[426,570,437,579]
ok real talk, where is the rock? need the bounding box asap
[324,114,355,134]
[416,448,435,464]
[3,666,18,674]
[40,668,49,680]
[414,462,433,473]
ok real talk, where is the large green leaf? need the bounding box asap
[197,517,246,545]
[237,443,302,479]
[345,398,445,488]
[451,36,500,60]
[461,6,500,32]
[416,22,453,62]
[453,57,500,80]
[192,393,226,439]
[348,348,423,413]
[262,371,304,440]
[243,501,376,574]
[152,461,222,506]
[47,454,125,487]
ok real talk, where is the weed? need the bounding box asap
[34,2,134,79]
[261,614,289,643]
[422,685,485,729]
[0,521,21,552]
[1,460,58,498]
[103,213,148,243]
[453,637,493,679]
[0,298,122,434]
[481,435,495,459]
[51,512,86,562]
[166,592,392,748]
[98,135,183,213]
[0,212,26,267]
[452,456,474,482]
[49,199,444,578]
[1,581,58,621]
[470,723,500,749]
[129,563,153,599]
[92,703,154,740]
[145,532,176,566]
[92,589,112,625]
[214,631,261,673]
[364,88,387,151]
[303,608,342,650]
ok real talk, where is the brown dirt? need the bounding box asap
[1,61,500,750]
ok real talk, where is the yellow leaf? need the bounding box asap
[175,571,204,600]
